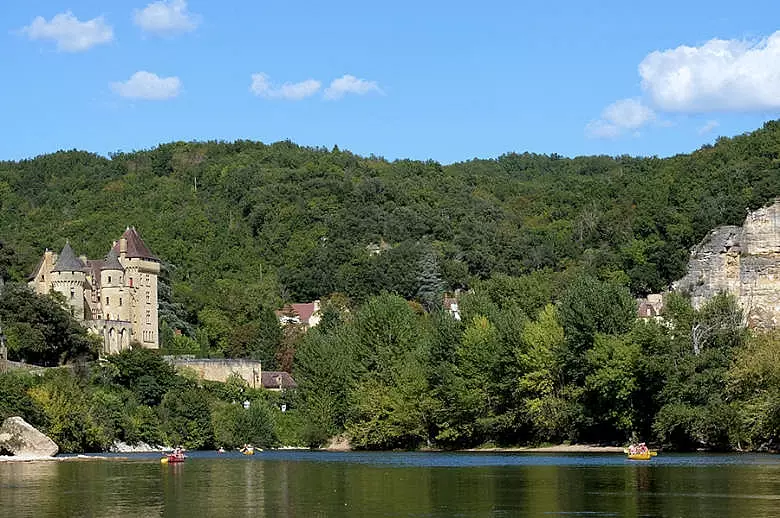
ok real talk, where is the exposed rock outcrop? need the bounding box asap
[110,441,163,453]
[0,417,59,457]
[673,199,780,328]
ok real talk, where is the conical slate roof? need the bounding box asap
[100,248,124,271]
[113,227,158,261]
[52,242,86,273]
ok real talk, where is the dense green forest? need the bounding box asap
[1,121,780,452]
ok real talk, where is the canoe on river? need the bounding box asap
[626,451,657,461]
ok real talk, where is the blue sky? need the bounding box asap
[2,1,780,163]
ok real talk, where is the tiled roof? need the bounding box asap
[27,255,44,281]
[52,242,86,273]
[113,227,158,261]
[101,248,124,271]
[260,371,297,389]
[276,302,317,324]
[86,259,103,289]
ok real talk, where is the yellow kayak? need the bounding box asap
[626,451,657,460]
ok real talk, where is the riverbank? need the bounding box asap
[464,444,626,453]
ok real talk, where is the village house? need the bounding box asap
[275,300,321,328]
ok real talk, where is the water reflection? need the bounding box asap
[1,453,780,517]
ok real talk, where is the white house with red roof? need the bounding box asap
[275,300,322,328]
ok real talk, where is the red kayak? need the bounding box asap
[162,453,186,464]
[168,453,186,462]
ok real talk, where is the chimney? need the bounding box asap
[119,237,127,259]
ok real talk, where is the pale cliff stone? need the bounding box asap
[0,417,59,457]
[673,199,780,328]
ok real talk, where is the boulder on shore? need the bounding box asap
[323,435,352,451]
[0,417,59,457]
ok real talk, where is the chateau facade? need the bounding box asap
[29,227,160,354]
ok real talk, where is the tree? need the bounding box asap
[516,305,578,442]
[159,388,213,449]
[415,249,444,312]
[107,349,178,405]
[728,331,780,450]
[557,275,636,382]
[0,283,99,366]
[0,240,17,282]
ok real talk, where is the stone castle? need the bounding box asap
[653,199,780,328]
[29,227,160,353]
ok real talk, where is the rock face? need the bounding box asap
[0,417,59,457]
[674,199,780,328]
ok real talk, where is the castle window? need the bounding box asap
[146,291,150,304]
[119,298,122,306]
[108,275,112,284]
[146,310,151,325]
[106,296,110,305]
[70,288,74,299]
[129,278,133,287]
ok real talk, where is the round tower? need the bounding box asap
[100,249,129,323]
[114,227,161,348]
[51,242,88,321]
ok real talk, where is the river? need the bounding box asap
[1,451,779,517]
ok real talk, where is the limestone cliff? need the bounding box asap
[674,199,780,328]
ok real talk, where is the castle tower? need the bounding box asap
[114,227,160,348]
[100,249,129,323]
[50,242,88,321]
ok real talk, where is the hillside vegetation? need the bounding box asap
[1,121,780,451]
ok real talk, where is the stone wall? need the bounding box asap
[169,358,262,388]
[674,199,780,328]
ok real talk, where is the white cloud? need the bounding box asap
[134,0,200,36]
[585,98,655,139]
[584,120,622,139]
[250,73,321,100]
[324,74,382,100]
[21,11,113,52]
[698,120,720,135]
[111,71,181,100]
[640,32,780,112]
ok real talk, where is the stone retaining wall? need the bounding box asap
[168,358,262,388]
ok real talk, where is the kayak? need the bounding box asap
[161,453,186,464]
[626,451,657,461]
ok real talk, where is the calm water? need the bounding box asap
[2,451,780,517]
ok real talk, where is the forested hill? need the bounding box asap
[2,121,780,334]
